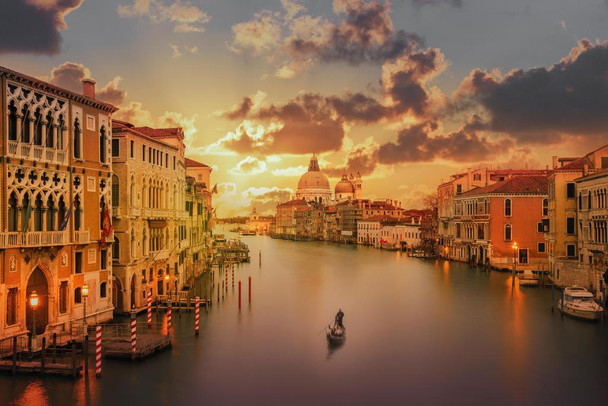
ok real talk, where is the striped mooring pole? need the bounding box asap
[225,263,228,291]
[95,325,102,378]
[147,290,152,328]
[232,262,235,287]
[130,308,137,354]
[195,297,200,336]
[167,300,172,336]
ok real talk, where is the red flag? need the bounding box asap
[211,184,218,194]
[100,203,113,249]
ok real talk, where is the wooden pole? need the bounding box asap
[238,281,242,309]
[166,300,172,337]
[41,337,46,374]
[84,334,89,376]
[12,337,17,375]
[131,308,137,356]
[248,276,251,303]
[52,332,57,364]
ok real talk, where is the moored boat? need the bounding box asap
[558,286,604,320]
[517,270,539,287]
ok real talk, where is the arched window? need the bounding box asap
[22,193,31,232]
[58,196,66,229]
[74,195,82,231]
[542,198,548,216]
[33,108,43,146]
[34,193,44,231]
[45,111,54,148]
[504,198,512,217]
[131,230,136,258]
[8,192,18,232]
[21,105,31,143]
[113,237,120,260]
[8,101,17,141]
[46,194,56,231]
[57,115,65,150]
[100,126,107,163]
[74,287,82,304]
[130,176,136,206]
[73,118,81,159]
[504,224,512,241]
[112,174,119,207]
[100,282,107,298]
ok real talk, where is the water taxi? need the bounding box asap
[558,287,604,320]
[517,270,539,287]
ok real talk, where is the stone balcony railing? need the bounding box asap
[0,231,69,248]
[151,249,169,260]
[7,141,68,165]
[73,229,90,245]
[112,207,122,218]
[130,207,140,217]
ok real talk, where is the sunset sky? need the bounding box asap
[2,0,608,216]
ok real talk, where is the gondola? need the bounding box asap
[326,324,346,345]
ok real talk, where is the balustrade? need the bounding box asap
[5,141,68,165]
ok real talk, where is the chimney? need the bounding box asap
[82,78,96,99]
[583,163,589,176]
[552,156,558,169]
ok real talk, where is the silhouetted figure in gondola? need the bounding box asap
[335,309,344,329]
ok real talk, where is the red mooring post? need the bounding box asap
[195,296,200,336]
[167,300,172,336]
[147,290,152,328]
[238,281,242,309]
[232,262,235,287]
[130,309,137,356]
[225,263,228,291]
[95,325,102,377]
[248,276,251,303]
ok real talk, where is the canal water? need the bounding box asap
[2,232,608,405]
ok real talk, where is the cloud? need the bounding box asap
[170,43,199,57]
[118,0,210,33]
[271,165,308,177]
[411,0,463,7]
[215,183,293,216]
[228,0,421,77]
[229,156,268,176]
[114,101,154,124]
[324,137,380,177]
[48,61,91,93]
[97,76,127,105]
[0,0,83,55]
[454,39,608,144]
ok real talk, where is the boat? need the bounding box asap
[517,270,539,287]
[239,230,256,236]
[558,286,604,320]
[214,234,226,243]
[326,324,346,345]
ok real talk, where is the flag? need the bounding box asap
[22,199,32,232]
[100,202,114,249]
[211,184,218,194]
[59,201,73,231]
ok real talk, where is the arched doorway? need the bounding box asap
[112,276,123,312]
[478,246,484,265]
[26,268,49,335]
[130,274,136,309]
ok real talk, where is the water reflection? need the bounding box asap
[13,381,48,406]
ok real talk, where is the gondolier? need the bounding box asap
[335,309,344,329]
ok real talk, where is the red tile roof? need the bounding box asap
[277,199,308,207]
[458,175,548,197]
[185,158,210,168]
[133,126,184,140]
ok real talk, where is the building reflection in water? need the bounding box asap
[13,381,49,406]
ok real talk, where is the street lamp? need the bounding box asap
[165,274,170,299]
[512,242,518,286]
[29,292,39,339]
[82,283,89,333]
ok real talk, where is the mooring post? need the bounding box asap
[166,300,172,337]
[249,276,251,303]
[131,308,137,359]
[195,297,200,337]
[561,288,565,316]
[12,337,17,375]
[238,281,242,309]
[52,332,57,364]
[95,325,102,378]
[41,337,46,374]
[84,333,89,376]
[147,290,152,328]
[71,340,77,378]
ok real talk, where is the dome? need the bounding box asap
[335,174,355,194]
[298,171,330,189]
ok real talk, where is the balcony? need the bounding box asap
[130,207,140,217]
[150,249,169,260]
[6,141,68,165]
[112,207,122,218]
[0,231,68,248]
[73,229,90,245]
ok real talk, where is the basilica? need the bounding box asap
[295,154,362,204]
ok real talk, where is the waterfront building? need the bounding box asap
[275,199,309,238]
[183,174,211,287]
[185,158,213,217]
[453,176,549,271]
[575,169,608,293]
[110,121,187,312]
[546,146,608,287]
[245,207,274,234]
[357,215,421,250]
[0,67,118,340]
[295,154,332,205]
[335,172,363,202]
[336,200,362,243]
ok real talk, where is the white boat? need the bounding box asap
[517,270,539,287]
[558,287,604,320]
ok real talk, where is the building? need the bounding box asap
[546,146,608,287]
[1,67,118,340]
[245,207,274,234]
[453,176,549,271]
[275,199,309,238]
[110,120,187,312]
[295,154,332,205]
[575,169,608,293]
[335,172,363,202]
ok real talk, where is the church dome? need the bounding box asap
[335,174,355,194]
[297,155,330,190]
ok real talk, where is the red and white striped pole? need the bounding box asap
[130,308,137,354]
[225,263,228,291]
[195,296,200,336]
[167,300,172,336]
[232,261,235,287]
[95,325,102,377]
[147,289,152,328]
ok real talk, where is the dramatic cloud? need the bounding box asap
[411,0,462,7]
[271,165,308,177]
[215,183,293,216]
[455,39,608,144]
[97,76,127,105]
[118,0,210,33]
[228,0,421,77]
[229,157,268,176]
[48,62,91,93]
[0,0,83,55]
[325,138,380,177]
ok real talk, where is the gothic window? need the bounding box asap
[22,193,31,232]
[21,105,31,143]
[8,192,18,232]
[58,196,66,229]
[33,108,43,146]
[45,111,54,148]
[59,282,68,314]
[74,195,82,231]
[73,118,81,159]
[57,115,65,150]
[542,198,548,216]
[8,102,17,141]
[100,126,107,164]
[46,194,56,231]
[112,175,119,207]
[504,198,512,217]
[113,237,120,260]
[34,193,43,231]
[130,176,135,206]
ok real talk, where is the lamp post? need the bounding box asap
[30,292,39,339]
[512,242,518,287]
[164,274,170,299]
[82,283,89,333]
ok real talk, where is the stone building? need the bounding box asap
[295,154,332,205]
[1,66,118,340]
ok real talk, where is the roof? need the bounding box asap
[277,199,308,207]
[458,175,548,197]
[133,126,184,141]
[185,158,210,168]
[575,168,608,182]
[1,65,118,113]
[112,122,178,150]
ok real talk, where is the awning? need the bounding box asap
[149,220,167,228]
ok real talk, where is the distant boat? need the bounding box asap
[239,230,256,236]
[517,270,539,287]
[214,234,226,243]
[326,324,346,345]
[558,286,604,320]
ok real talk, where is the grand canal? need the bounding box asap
[2,233,608,405]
